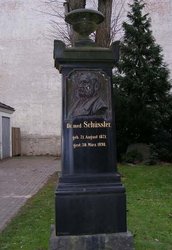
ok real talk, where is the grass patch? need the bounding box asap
[0,166,172,250]
[0,173,58,250]
[120,164,172,250]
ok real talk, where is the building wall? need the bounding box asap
[145,0,172,76]
[0,0,171,155]
[0,0,62,156]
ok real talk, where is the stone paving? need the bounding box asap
[0,156,61,232]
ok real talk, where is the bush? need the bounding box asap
[123,149,143,164]
[151,130,172,162]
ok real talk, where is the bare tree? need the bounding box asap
[88,0,126,45]
[41,0,71,45]
[95,0,113,47]
[42,0,126,47]
[65,0,86,10]
[111,0,126,42]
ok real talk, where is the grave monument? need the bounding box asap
[50,8,134,250]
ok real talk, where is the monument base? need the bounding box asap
[55,174,127,235]
[49,225,135,250]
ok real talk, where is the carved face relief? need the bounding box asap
[66,70,112,119]
[77,73,100,98]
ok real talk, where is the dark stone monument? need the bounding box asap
[50,8,134,250]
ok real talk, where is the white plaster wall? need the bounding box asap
[0,0,62,155]
[145,0,172,77]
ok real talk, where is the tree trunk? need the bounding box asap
[67,0,86,11]
[66,0,86,45]
[96,0,113,47]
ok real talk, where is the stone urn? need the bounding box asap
[65,8,104,46]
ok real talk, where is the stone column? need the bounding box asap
[50,9,134,250]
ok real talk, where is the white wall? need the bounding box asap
[145,0,172,76]
[0,0,62,155]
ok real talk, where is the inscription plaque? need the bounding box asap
[62,69,116,175]
[63,118,115,174]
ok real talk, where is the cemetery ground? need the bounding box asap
[0,165,172,250]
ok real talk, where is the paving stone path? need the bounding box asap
[0,156,61,232]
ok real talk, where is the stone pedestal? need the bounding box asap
[49,225,134,250]
[52,8,134,249]
[53,43,127,236]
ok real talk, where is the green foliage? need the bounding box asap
[151,130,172,162]
[123,149,143,164]
[120,165,172,250]
[113,0,172,160]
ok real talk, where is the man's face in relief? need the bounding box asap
[78,77,95,98]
